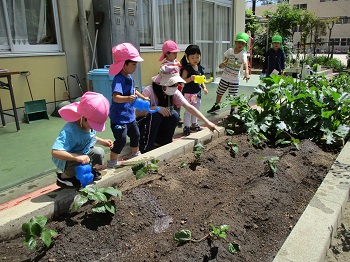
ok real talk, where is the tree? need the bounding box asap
[325,17,339,59]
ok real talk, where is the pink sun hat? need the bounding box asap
[58,91,110,132]
[109,43,144,75]
[159,40,180,61]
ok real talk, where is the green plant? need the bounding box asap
[312,63,319,71]
[71,186,122,214]
[131,159,160,179]
[22,216,58,250]
[265,156,280,175]
[193,142,205,160]
[222,74,350,147]
[226,129,239,155]
[173,224,240,254]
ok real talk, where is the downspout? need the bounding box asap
[77,0,91,90]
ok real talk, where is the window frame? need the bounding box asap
[0,0,62,53]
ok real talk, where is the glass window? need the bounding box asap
[175,0,191,45]
[340,38,346,46]
[138,0,152,46]
[155,0,175,45]
[334,38,340,46]
[347,38,350,46]
[0,0,61,52]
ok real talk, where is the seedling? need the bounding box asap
[226,129,239,155]
[179,162,187,168]
[173,224,240,255]
[131,159,160,179]
[71,186,122,214]
[22,216,58,250]
[264,156,280,176]
[193,142,205,160]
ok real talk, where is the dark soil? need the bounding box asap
[0,134,338,262]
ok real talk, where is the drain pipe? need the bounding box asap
[77,0,91,91]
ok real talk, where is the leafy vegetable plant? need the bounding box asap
[22,216,58,250]
[173,224,240,254]
[264,156,280,176]
[226,129,239,155]
[222,74,350,147]
[71,186,122,214]
[193,142,205,160]
[131,159,160,179]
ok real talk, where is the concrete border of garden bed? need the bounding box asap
[0,127,224,241]
[0,126,349,262]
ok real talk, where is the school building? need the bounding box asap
[0,0,245,121]
[255,0,350,53]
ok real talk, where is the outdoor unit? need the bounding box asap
[92,0,141,88]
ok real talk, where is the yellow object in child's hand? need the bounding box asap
[194,75,213,84]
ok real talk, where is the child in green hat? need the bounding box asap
[207,32,250,115]
[262,35,286,77]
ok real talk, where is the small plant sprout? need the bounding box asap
[71,186,122,214]
[264,156,280,176]
[226,129,239,155]
[22,216,58,250]
[179,162,187,168]
[193,142,205,160]
[173,224,240,255]
[131,159,160,179]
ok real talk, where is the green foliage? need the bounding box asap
[131,159,160,179]
[193,142,205,160]
[22,216,58,250]
[265,156,280,175]
[179,162,187,168]
[304,55,346,71]
[222,74,350,147]
[71,186,122,214]
[226,129,239,155]
[173,229,192,243]
[173,224,240,255]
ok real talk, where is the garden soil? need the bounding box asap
[0,134,340,262]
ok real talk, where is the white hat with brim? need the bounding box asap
[158,73,185,86]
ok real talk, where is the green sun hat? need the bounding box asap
[272,35,282,44]
[235,32,250,44]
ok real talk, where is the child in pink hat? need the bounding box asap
[158,40,183,125]
[52,91,114,188]
[107,43,149,168]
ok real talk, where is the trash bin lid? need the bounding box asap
[88,66,114,80]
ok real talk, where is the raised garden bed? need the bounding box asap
[0,134,338,261]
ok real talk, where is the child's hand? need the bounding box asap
[243,73,250,82]
[128,95,137,102]
[103,139,114,149]
[203,87,208,95]
[76,155,90,164]
[143,96,150,101]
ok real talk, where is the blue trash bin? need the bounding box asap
[88,65,114,102]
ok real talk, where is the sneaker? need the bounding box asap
[190,124,203,132]
[56,172,81,188]
[131,151,142,157]
[107,159,119,168]
[183,126,191,136]
[92,168,102,181]
[207,104,220,113]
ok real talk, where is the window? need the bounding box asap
[138,0,192,48]
[340,38,347,46]
[294,4,307,9]
[0,0,61,53]
[138,0,152,46]
[347,38,350,46]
